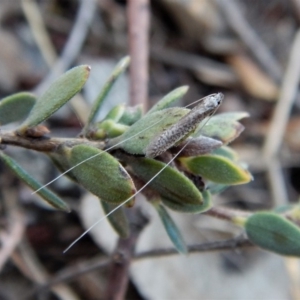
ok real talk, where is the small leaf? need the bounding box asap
[96,119,129,138]
[68,145,136,204]
[206,182,229,195]
[172,136,222,157]
[152,201,188,254]
[245,212,300,257]
[103,104,125,122]
[196,115,245,144]
[0,152,70,212]
[212,146,239,161]
[211,112,249,121]
[0,92,36,125]
[180,155,252,185]
[114,107,189,155]
[147,86,189,114]
[17,65,90,134]
[162,190,212,213]
[101,200,130,238]
[123,155,203,205]
[119,104,143,125]
[84,56,130,132]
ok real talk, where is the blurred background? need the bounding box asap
[0,0,300,299]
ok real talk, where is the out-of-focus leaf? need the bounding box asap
[0,152,70,212]
[152,201,188,254]
[172,136,222,157]
[162,190,212,213]
[114,107,189,155]
[97,119,129,138]
[124,155,203,205]
[195,114,245,144]
[68,145,136,204]
[147,86,189,114]
[212,146,239,161]
[101,200,129,238]
[0,92,36,125]
[17,65,90,134]
[209,112,249,122]
[103,104,125,122]
[180,154,252,185]
[245,212,300,257]
[206,182,229,195]
[119,104,143,125]
[84,56,130,131]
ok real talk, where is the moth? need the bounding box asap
[145,93,223,158]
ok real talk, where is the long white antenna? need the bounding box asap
[63,95,222,252]
[32,95,211,194]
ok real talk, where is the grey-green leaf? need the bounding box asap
[245,212,300,257]
[17,65,90,133]
[162,190,212,213]
[68,144,136,204]
[123,155,203,205]
[101,200,129,238]
[153,201,188,254]
[147,86,189,114]
[0,92,36,125]
[0,152,70,212]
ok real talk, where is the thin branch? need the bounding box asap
[263,29,300,158]
[204,206,252,221]
[216,0,282,83]
[104,207,149,300]
[135,236,253,259]
[0,131,105,152]
[128,0,150,109]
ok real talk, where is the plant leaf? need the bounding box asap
[196,115,245,144]
[84,56,130,131]
[179,155,252,185]
[17,65,90,133]
[68,144,136,204]
[147,86,189,114]
[0,152,70,212]
[100,200,130,238]
[245,212,300,257]
[172,136,222,157]
[162,190,212,213]
[0,92,36,125]
[124,155,203,205]
[119,104,143,125]
[212,146,239,161]
[152,201,188,254]
[114,107,189,155]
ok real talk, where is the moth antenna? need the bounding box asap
[63,96,222,252]
[32,95,213,194]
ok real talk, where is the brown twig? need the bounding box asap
[263,29,300,205]
[104,207,149,300]
[128,0,150,109]
[135,236,253,259]
[204,206,252,221]
[0,188,25,271]
[0,131,105,152]
[216,0,282,83]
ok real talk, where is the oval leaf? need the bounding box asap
[196,115,245,144]
[0,92,36,125]
[147,86,189,114]
[103,104,125,122]
[0,152,70,212]
[180,155,252,185]
[162,190,212,213]
[119,104,143,125]
[245,212,300,257]
[124,155,203,205]
[18,65,90,133]
[101,200,130,238]
[172,136,222,157]
[212,146,239,161]
[68,145,136,204]
[152,201,188,254]
[114,107,190,155]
